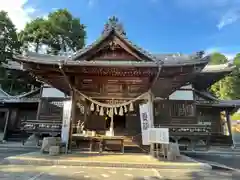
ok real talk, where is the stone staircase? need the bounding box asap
[123,136,148,153]
[114,130,148,153]
[128,134,150,153]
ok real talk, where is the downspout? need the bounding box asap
[58,62,75,153]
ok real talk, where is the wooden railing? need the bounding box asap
[21,120,62,134]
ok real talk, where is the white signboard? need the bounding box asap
[139,103,152,145]
[61,100,72,144]
[148,128,169,144]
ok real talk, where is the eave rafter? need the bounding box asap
[152,63,203,98]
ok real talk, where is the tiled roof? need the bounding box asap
[196,100,240,108]
[71,28,160,62]
[2,60,24,70]
[155,53,209,66]
[194,90,218,101]
[0,88,40,104]
[0,97,39,103]
[17,88,41,98]
[13,52,210,68]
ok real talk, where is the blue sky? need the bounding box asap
[2,0,240,58]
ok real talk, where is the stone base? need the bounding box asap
[167,142,180,160]
[40,137,61,153]
[49,146,60,156]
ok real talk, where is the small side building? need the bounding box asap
[0,88,40,141]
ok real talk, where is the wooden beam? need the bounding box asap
[74,76,150,85]
[113,36,143,60]
[90,96,146,100]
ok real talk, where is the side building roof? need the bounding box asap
[193,63,235,90]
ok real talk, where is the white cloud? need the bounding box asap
[174,0,240,29]
[0,0,36,30]
[217,8,240,29]
[88,0,98,7]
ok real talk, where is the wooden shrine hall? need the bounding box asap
[13,17,239,153]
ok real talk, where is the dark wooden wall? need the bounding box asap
[196,107,222,133]
[154,100,197,125]
[82,102,141,136]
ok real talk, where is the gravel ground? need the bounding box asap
[0,165,239,180]
[0,146,38,163]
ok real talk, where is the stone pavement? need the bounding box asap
[0,141,39,149]
[0,165,239,180]
[3,151,211,170]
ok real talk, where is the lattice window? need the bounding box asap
[170,103,194,117]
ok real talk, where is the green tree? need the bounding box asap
[230,53,240,99]
[19,18,51,53]
[209,52,228,65]
[0,11,23,94]
[0,11,39,95]
[47,9,86,54]
[209,53,232,99]
[19,9,86,55]
[0,11,20,64]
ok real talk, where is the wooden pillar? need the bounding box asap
[109,108,114,136]
[36,86,44,121]
[147,91,155,155]
[3,110,10,140]
[147,91,154,128]
[83,99,88,125]
[225,110,232,136]
[67,90,76,152]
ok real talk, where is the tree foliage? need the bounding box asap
[230,53,240,99]
[0,11,20,63]
[209,52,240,101]
[0,9,87,95]
[47,9,86,53]
[19,9,86,54]
[0,11,34,95]
[19,18,51,53]
[209,53,232,99]
[209,52,228,65]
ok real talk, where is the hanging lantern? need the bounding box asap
[96,105,100,112]
[119,106,124,116]
[124,105,128,113]
[129,102,134,112]
[99,107,104,116]
[114,108,118,115]
[90,103,95,111]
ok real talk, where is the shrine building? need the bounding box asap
[13,18,240,152]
